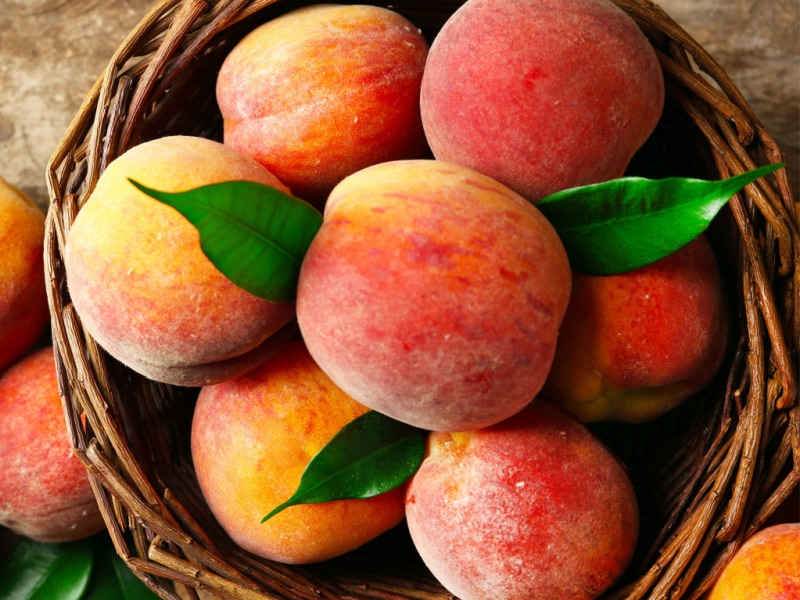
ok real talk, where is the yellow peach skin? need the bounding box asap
[217,4,429,207]
[0,177,49,371]
[191,340,406,564]
[707,523,800,600]
[64,136,296,387]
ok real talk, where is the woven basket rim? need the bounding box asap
[43,1,799,599]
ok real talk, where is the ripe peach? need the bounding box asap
[0,177,49,371]
[217,4,429,207]
[296,159,571,432]
[0,346,105,543]
[540,235,729,423]
[420,0,664,203]
[405,400,639,600]
[191,339,406,564]
[64,135,297,387]
[707,523,800,600]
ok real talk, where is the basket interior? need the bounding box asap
[44,1,799,599]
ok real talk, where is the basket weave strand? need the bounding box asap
[44,1,799,599]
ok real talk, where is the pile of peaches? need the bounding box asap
[2,1,795,599]
[0,177,106,544]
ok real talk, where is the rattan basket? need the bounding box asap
[44,0,798,598]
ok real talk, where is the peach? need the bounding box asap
[217,4,429,207]
[296,159,571,432]
[0,346,105,543]
[191,339,406,564]
[540,235,729,423]
[405,400,639,600]
[707,523,800,600]
[64,135,297,387]
[0,176,49,371]
[420,0,665,203]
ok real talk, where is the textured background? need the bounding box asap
[0,0,797,595]
[0,0,798,211]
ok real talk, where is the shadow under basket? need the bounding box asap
[44,0,799,599]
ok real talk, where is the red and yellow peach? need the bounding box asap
[707,523,800,600]
[217,4,430,207]
[64,135,296,387]
[0,177,49,371]
[296,159,571,432]
[191,340,406,564]
[405,400,639,600]
[420,0,664,203]
[540,235,729,423]
[0,346,104,543]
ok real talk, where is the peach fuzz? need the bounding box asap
[420,0,664,203]
[0,346,105,543]
[707,523,800,600]
[0,177,49,371]
[296,159,571,432]
[217,4,429,207]
[405,400,639,600]
[191,340,406,564]
[64,135,296,387]
[540,235,729,423]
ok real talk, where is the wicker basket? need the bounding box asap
[44,0,798,598]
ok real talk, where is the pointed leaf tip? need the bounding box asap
[262,411,426,523]
[129,178,322,302]
[537,162,783,275]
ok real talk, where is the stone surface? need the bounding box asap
[660,0,799,198]
[0,0,797,211]
[0,0,149,207]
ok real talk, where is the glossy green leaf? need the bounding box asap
[0,533,160,600]
[130,179,323,302]
[0,537,93,600]
[536,162,783,275]
[82,535,160,600]
[262,411,426,523]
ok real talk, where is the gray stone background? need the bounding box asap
[1,0,797,208]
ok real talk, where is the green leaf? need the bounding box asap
[262,411,426,523]
[82,535,160,600]
[0,537,93,600]
[536,162,783,275]
[130,179,323,302]
[0,533,160,600]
